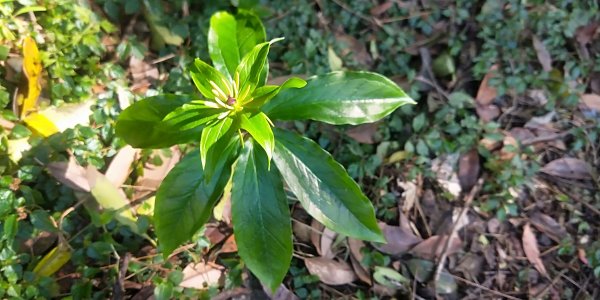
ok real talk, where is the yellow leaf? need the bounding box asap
[23,112,59,137]
[20,36,42,118]
[33,243,72,277]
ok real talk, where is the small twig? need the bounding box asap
[433,178,484,284]
[451,275,522,300]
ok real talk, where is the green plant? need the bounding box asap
[115,10,414,290]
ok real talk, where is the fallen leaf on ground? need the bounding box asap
[529,212,568,243]
[575,22,600,45]
[179,262,224,289]
[458,148,480,192]
[320,227,337,259]
[220,234,238,253]
[105,145,139,187]
[334,30,372,67]
[263,284,299,300]
[540,157,592,180]
[310,219,325,256]
[532,35,552,72]
[476,64,498,106]
[47,156,90,192]
[580,94,600,112]
[33,242,71,277]
[410,235,462,260]
[398,181,417,212]
[348,238,366,265]
[431,154,462,198]
[304,257,356,285]
[133,147,181,200]
[349,253,371,284]
[522,223,548,277]
[346,122,379,144]
[370,1,393,16]
[373,222,421,256]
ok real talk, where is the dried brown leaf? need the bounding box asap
[522,223,548,277]
[373,222,421,256]
[540,157,592,180]
[370,1,393,16]
[476,104,500,122]
[220,234,237,253]
[304,257,356,285]
[47,156,90,192]
[398,181,417,212]
[532,35,552,72]
[458,148,480,192]
[320,228,337,259]
[334,31,372,67]
[105,145,139,187]
[575,22,600,45]
[476,64,498,106]
[580,94,600,112]
[264,284,299,300]
[348,238,366,264]
[410,235,462,260]
[346,122,379,144]
[310,219,325,256]
[350,253,372,284]
[530,212,568,243]
[133,147,181,200]
[179,262,224,289]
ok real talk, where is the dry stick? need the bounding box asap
[433,178,484,284]
[451,275,522,300]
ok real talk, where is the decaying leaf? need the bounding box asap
[349,253,371,285]
[458,148,480,192]
[398,181,417,212]
[320,228,337,259]
[410,235,462,260]
[373,222,421,256]
[304,257,356,285]
[47,156,91,192]
[580,94,600,112]
[179,262,224,289]
[522,223,548,277]
[540,157,592,180]
[310,219,325,256]
[24,100,93,137]
[529,212,568,243]
[105,145,139,187]
[264,284,300,300]
[133,147,181,200]
[476,64,498,106]
[334,30,372,67]
[431,153,462,198]
[532,35,552,72]
[346,122,379,144]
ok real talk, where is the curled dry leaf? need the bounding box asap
[431,154,462,198]
[304,257,356,285]
[532,35,552,72]
[410,235,462,260]
[529,212,568,243]
[179,262,224,289]
[133,147,181,200]
[540,157,592,180]
[522,223,548,277]
[476,64,498,106]
[373,222,421,256]
[320,227,337,259]
[349,253,372,285]
[310,219,325,256]
[348,238,373,283]
[398,181,417,213]
[47,156,90,192]
[105,145,139,187]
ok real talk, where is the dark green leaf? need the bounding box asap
[209,11,240,80]
[263,71,415,125]
[272,128,384,242]
[155,147,237,256]
[200,117,235,167]
[240,112,273,162]
[231,141,292,291]
[115,95,202,148]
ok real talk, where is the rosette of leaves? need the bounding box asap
[115,10,415,290]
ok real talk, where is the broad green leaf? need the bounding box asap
[200,117,234,167]
[247,77,307,108]
[240,112,274,162]
[162,102,224,131]
[231,141,292,291]
[203,133,240,182]
[235,10,268,85]
[115,94,201,148]
[272,128,384,242]
[209,12,240,80]
[155,148,237,256]
[263,71,416,125]
[235,10,266,57]
[142,0,183,49]
[190,58,231,100]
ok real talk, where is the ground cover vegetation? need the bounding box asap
[0,0,599,299]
